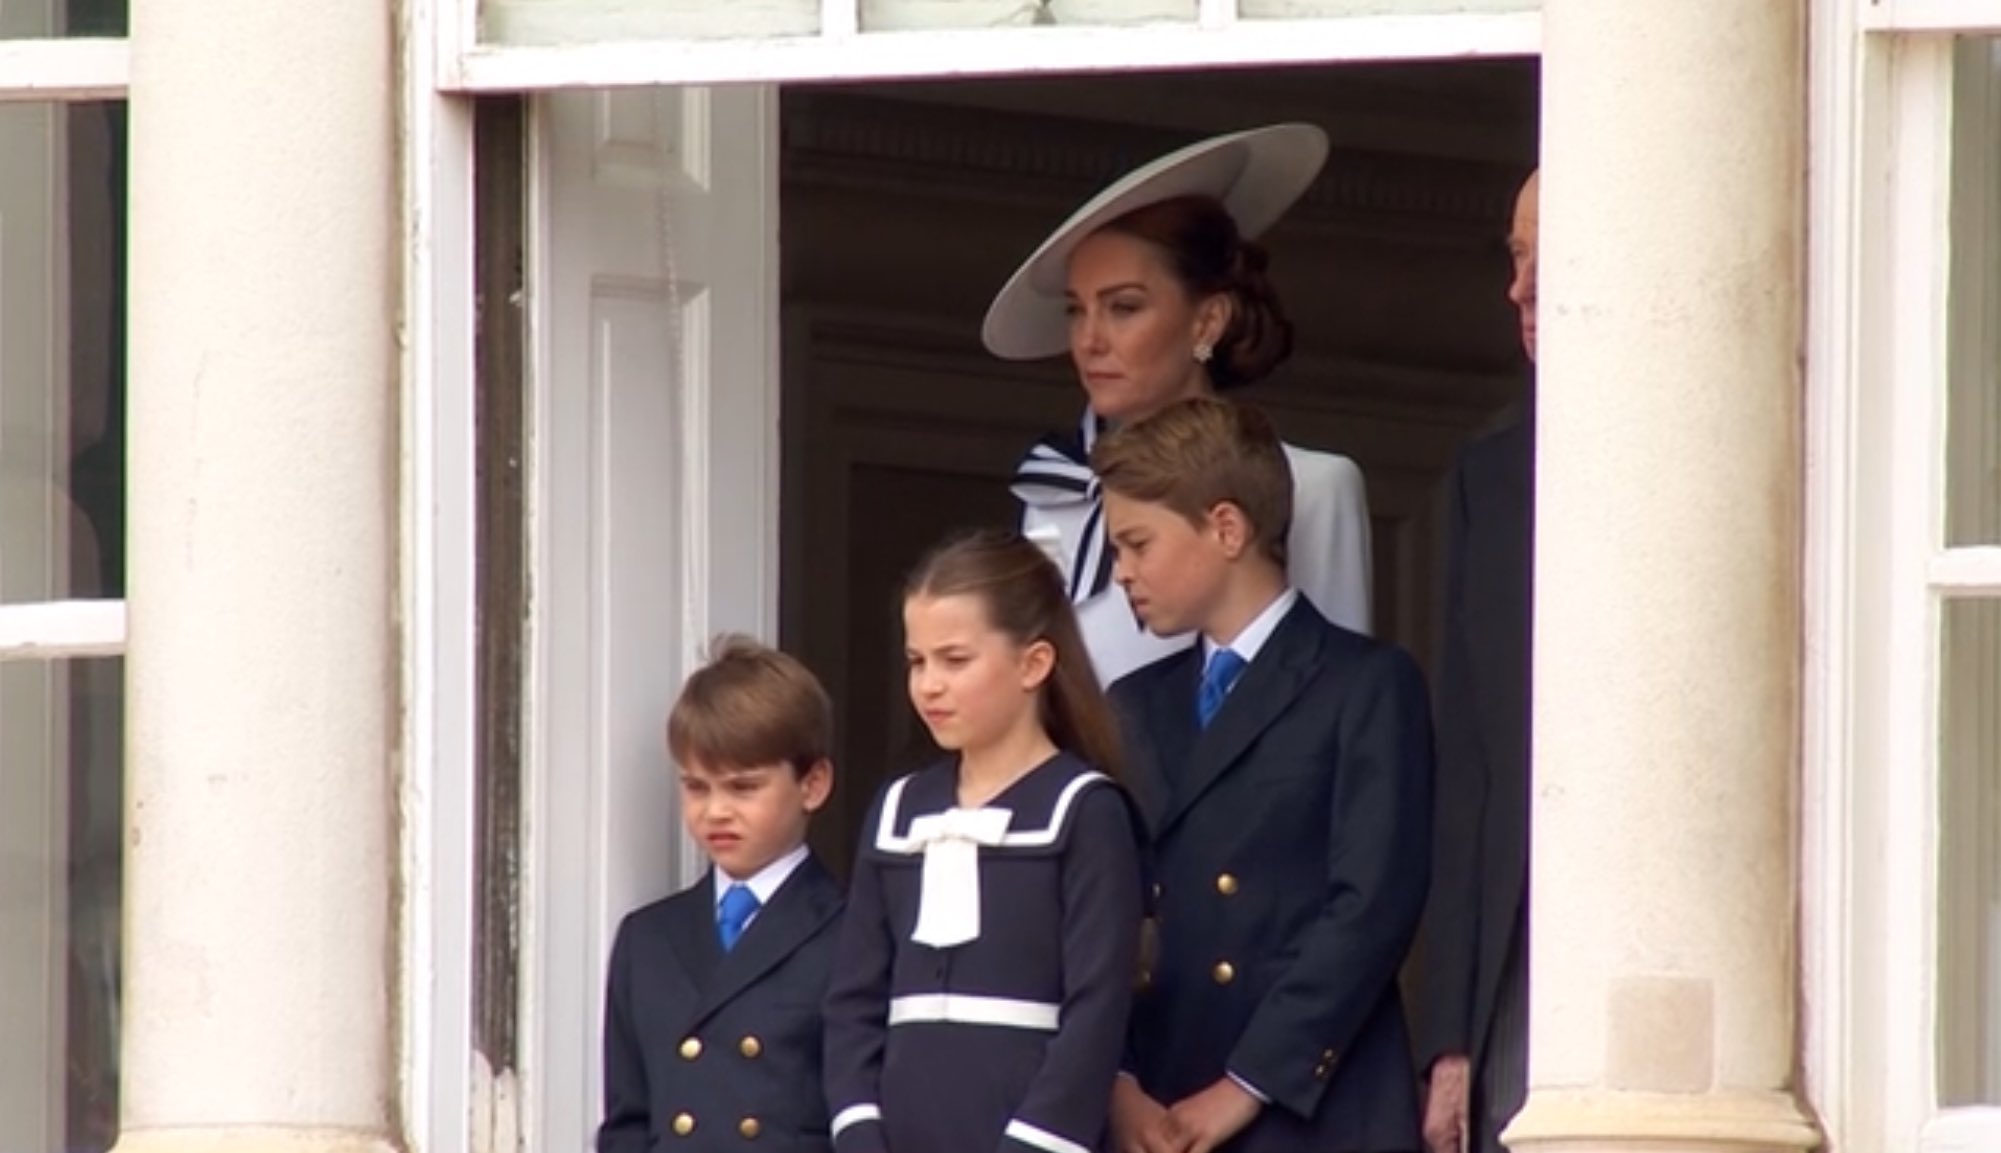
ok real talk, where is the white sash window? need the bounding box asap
[0,8,128,1153]
[1814,5,2001,1150]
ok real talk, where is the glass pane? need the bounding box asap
[860,0,1194,33]
[1938,597,2001,1106]
[0,100,127,603]
[480,0,818,44]
[1240,0,1531,18]
[0,656,124,1153]
[0,0,126,38]
[1948,39,2001,547]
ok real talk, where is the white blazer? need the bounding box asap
[1014,414,1373,689]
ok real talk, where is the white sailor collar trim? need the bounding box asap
[871,766,1114,856]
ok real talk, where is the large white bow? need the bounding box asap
[907,806,1013,949]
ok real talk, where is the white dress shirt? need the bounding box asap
[713,842,810,932]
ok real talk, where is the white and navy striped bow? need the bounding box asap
[1011,409,1114,605]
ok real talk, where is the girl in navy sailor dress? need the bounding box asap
[824,529,1146,1153]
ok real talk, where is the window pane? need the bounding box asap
[0,656,123,1153]
[1240,0,1531,18]
[1938,597,2001,1106]
[860,0,1194,33]
[0,0,126,38]
[0,100,126,603]
[480,0,819,44]
[1948,38,2001,547]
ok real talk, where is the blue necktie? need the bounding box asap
[1198,647,1248,729]
[718,883,760,952]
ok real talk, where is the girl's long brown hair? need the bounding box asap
[904,528,1124,779]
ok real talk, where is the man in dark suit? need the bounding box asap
[1414,168,1538,1153]
[598,636,846,1153]
[1094,397,1435,1153]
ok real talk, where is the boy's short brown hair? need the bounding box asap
[1091,396,1293,566]
[667,634,833,776]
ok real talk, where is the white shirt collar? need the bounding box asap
[714,842,810,910]
[1202,587,1300,665]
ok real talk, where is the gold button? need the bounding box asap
[1314,1063,1330,1079]
[1151,882,1163,900]
[1216,873,1239,896]
[1321,1048,1336,1061]
[679,1037,702,1060]
[1136,968,1153,989]
[1213,961,1236,985]
[672,1113,695,1137]
[739,1117,761,1139]
[739,1035,763,1059]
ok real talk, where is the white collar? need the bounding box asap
[1202,587,1299,665]
[714,842,809,909]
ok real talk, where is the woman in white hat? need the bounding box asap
[987,123,1373,688]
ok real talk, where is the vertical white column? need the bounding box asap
[1507,3,1822,1151]
[117,1,398,1150]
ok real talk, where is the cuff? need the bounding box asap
[1227,1071,1271,1105]
[1001,1119,1094,1153]
[831,1104,886,1153]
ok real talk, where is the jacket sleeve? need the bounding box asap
[1226,645,1436,1119]
[823,792,896,1153]
[596,920,650,1153]
[1413,458,1486,1070]
[999,784,1146,1153]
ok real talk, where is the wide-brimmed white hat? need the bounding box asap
[981,122,1329,361]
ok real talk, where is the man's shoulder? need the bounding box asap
[1455,406,1532,477]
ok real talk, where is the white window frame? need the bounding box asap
[401,6,480,1153]
[433,0,1538,90]
[0,42,127,655]
[1865,0,2001,34]
[0,27,130,1153]
[1811,4,2001,1151]
[0,38,124,103]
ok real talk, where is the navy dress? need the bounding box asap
[824,752,1145,1153]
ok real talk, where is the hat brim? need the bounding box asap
[980,123,1330,361]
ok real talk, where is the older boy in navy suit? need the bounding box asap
[598,636,846,1153]
[1094,398,1435,1153]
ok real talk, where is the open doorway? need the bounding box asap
[774,61,1540,874]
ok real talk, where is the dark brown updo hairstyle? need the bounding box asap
[903,528,1124,779]
[1100,193,1295,390]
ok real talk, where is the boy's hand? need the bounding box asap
[1166,1077,1262,1153]
[1423,1055,1471,1153]
[1110,1075,1191,1153]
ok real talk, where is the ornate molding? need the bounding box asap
[782,90,1523,234]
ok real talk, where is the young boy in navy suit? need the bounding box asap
[1094,398,1435,1153]
[598,635,846,1153]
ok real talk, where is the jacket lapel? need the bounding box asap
[1156,600,1325,836]
[688,857,842,1026]
[666,870,725,996]
[1127,649,1202,835]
